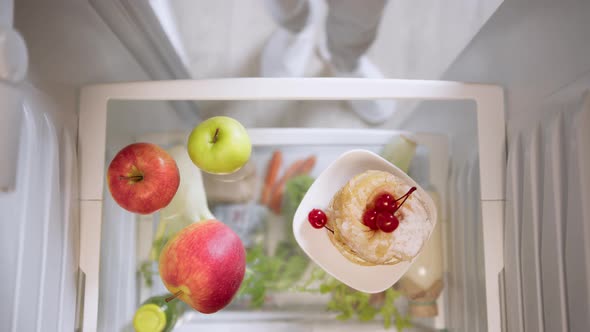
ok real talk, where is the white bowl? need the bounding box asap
[292,149,437,293]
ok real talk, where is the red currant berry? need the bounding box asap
[374,193,397,213]
[308,209,327,229]
[362,209,379,230]
[376,212,400,233]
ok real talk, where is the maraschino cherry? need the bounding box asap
[308,209,328,229]
[376,213,399,233]
[374,193,397,213]
[308,186,416,235]
[362,209,379,230]
[362,186,416,233]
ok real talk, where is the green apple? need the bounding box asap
[187,116,251,174]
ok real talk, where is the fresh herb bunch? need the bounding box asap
[238,175,314,307]
[298,267,412,330]
[238,241,309,308]
[282,175,315,223]
[239,251,411,330]
[139,261,154,287]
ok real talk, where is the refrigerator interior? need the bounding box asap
[74,76,505,332]
[2,0,589,331]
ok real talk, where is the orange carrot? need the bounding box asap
[295,155,316,176]
[261,150,282,205]
[269,155,316,213]
[273,159,305,193]
[269,158,305,213]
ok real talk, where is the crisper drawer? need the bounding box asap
[77,78,506,332]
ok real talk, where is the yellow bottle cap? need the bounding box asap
[133,303,167,332]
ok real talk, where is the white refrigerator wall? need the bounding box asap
[403,0,590,330]
[0,0,183,331]
[503,93,590,332]
[0,86,78,332]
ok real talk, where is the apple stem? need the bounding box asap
[165,290,183,303]
[211,128,220,144]
[120,175,143,182]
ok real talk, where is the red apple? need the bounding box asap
[158,220,246,314]
[107,142,180,214]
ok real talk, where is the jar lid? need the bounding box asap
[133,303,167,332]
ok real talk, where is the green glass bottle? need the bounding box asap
[133,295,179,332]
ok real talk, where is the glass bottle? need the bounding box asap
[133,294,180,332]
[398,147,444,317]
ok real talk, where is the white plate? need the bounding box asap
[292,149,437,293]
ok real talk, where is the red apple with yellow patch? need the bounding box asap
[158,220,246,314]
[107,142,180,214]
